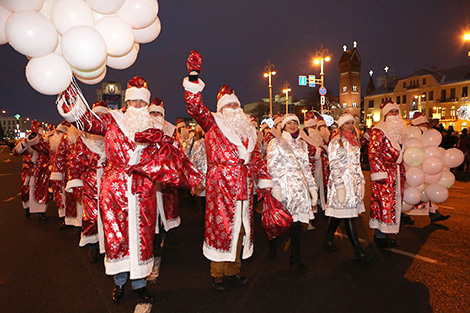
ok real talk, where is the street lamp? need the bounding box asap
[313,45,331,113]
[464,25,470,61]
[264,61,276,117]
[414,94,425,111]
[282,82,291,114]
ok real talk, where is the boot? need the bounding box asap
[268,238,277,259]
[344,218,374,263]
[323,217,340,251]
[290,222,306,271]
[24,207,31,218]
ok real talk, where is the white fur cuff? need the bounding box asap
[183,77,205,94]
[50,172,63,181]
[371,172,388,181]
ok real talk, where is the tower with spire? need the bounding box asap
[338,41,362,121]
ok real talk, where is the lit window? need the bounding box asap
[343,103,347,108]
[352,103,357,108]
[352,86,358,91]
[342,86,347,92]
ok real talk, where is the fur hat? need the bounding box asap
[148,96,165,117]
[381,100,399,117]
[304,110,317,128]
[92,100,109,114]
[217,85,241,112]
[411,111,429,126]
[177,118,186,129]
[124,76,151,104]
[337,112,355,127]
[281,113,300,129]
[273,113,283,126]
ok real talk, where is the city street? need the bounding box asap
[0,144,469,313]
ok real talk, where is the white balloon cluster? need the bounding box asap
[457,105,470,121]
[0,0,161,95]
[402,127,464,211]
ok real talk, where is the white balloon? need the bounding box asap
[25,52,72,95]
[423,145,442,159]
[62,25,107,71]
[425,183,449,203]
[116,0,158,29]
[421,129,442,147]
[0,5,11,45]
[404,138,423,150]
[94,16,134,57]
[92,10,109,23]
[402,201,413,213]
[405,167,425,186]
[51,0,94,35]
[39,0,56,18]
[406,126,422,140]
[404,186,422,205]
[76,66,106,85]
[403,146,425,167]
[133,16,161,44]
[443,148,465,168]
[424,172,442,184]
[106,43,139,69]
[86,0,125,14]
[422,156,444,175]
[1,0,44,12]
[72,62,105,79]
[438,170,455,188]
[421,189,429,202]
[5,11,58,57]
[415,183,425,192]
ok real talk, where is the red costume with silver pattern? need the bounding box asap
[369,122,405,233]
[183,80,273,262]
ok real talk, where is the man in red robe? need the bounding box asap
[369,100,407,249]
[183,51,273,291]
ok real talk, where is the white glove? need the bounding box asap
[336,185,346,204]
[272,186,282,202]
[309,187,318,207]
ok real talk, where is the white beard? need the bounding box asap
[307,128,324,147]
[124,106,162,139]
[221,108,256,141]
[319,127,330,142]
[385,115,407,144]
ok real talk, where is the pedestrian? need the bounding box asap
[267,113,318,271]
[323,113,373,262]
[65,101,109,263]
[57,76,164,303]
[369,100,407,249]
[264,113,283,145]
[183,50,273,291]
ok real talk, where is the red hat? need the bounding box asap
[46,124,55,132]
[148,96,165,117]
[217,85,240,112]
[124,76,151,104]
[92,100,109,114]
[337,112,355,127]
[381,100,399,117]
[281,113,300,129]
[273,113,283,125]
[316,115,326,127]
[56,121,71,133]
[250,116,257,127]
[177,118,186,129]
[304,110,318,128]
[30,120,44,134]
[187,50,202,74]
[411,111,429,126]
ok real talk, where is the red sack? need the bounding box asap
[258,189,293,240]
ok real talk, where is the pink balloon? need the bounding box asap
[421,190,429,202]
[404,186,422,205]
[402,201,413,212]
[424,172,442,184]
[443,148,465,168]
[404,138,423,150]
[415,183,425,192]
[423,145,442,159]
[422,156,444,175]
[403,146,425,167]
[421,129,442,147]
[425,184,449,203]
[405,167,425,186]
[406,126,422,140]
[438,170,455,188]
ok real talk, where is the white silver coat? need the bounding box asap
[326,135,365,218]
[267,131,317,223]
[190,138,207,196]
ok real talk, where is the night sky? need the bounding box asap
[1,0,470,126]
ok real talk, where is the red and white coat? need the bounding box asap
[184,79,273,262]
[58,104,157,280]
[66,133,106,251]
[369,122,406,234]
[48,132,66,217]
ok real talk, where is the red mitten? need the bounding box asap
[187,50,202,81]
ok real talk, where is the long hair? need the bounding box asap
[337,126,360,148]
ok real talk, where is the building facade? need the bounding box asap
[364,64,470,131]
[339,45,362,121]
[96,79,126,110]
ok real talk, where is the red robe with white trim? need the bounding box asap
[369,122,406,234]
[184,89,273,262]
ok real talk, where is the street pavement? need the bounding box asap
[0,144,469,313]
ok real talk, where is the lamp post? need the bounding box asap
[414,94,425,111]
[313,46,331,114]
[464,25,470,62]
[264,61,276,117]
[282,82,291,114]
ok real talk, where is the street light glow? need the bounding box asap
[324,56,331,62]
[464,33,470,41]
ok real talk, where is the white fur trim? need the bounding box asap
[13,141,28,155]
[217,94,241,112]
[182,77,205,94]
[317,120,326,126]
[125,87,150,104]
[257,179,274,189]
[411,115,428,126]
[162,121,176,137]
[304,119,317,128]
[65,179,84,193]
[27,134,40,146]
[274,116,283,125]
[337,113,354,127]
[281,114,300,129]
[57,96,86,123]
[371,172,388,181]
[382,102,399,117]
[177,122,186,128]
[92,106,109,114]
[56,124,69,133]
[148,104,165,117]
[50,172,63,181]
